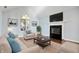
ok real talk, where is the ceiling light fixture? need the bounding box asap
[21,15,30,20]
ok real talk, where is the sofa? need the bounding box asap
[24,33,38,40]
[0,36,42,53]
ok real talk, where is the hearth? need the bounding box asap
[50,25,62,40]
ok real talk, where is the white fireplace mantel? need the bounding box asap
[50,21,63,25]
[49,21,64,39]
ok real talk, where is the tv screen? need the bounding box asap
[50,12,63,22]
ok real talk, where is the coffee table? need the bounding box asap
[34,36,51,48]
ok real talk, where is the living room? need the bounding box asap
[0,6,79,53]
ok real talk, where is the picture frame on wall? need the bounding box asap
[8,18,18,26]
[32,21,37,27]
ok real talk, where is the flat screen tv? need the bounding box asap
[50,12,63,22]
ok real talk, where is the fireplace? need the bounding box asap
[50,25,62,40]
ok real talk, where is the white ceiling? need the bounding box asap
[0,6,78,12]
[0,6,19,12]
[0,6,78,18]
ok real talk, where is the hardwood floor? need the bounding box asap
[50,38,64,44]
[19,37,79,53]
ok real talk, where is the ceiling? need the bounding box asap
[0,6,78,18]
[0,6,18,12]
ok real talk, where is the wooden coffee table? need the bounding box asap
[34,36,51,48]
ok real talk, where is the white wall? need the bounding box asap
[2,7,29,36]
[39,16,49,36]
[38,6,79,42]
[64,7,79,42]
[2,6,46,36]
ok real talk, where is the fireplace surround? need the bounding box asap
[50,25,62,40]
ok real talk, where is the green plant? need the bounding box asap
[37,26,41,32]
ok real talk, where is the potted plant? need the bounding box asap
[36,26,41,35]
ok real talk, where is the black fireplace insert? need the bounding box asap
[50,25,62,40]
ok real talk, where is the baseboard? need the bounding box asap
[63,39,79,44]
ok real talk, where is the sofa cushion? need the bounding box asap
[7,37,21,53]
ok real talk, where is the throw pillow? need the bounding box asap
[8,32,16,39]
